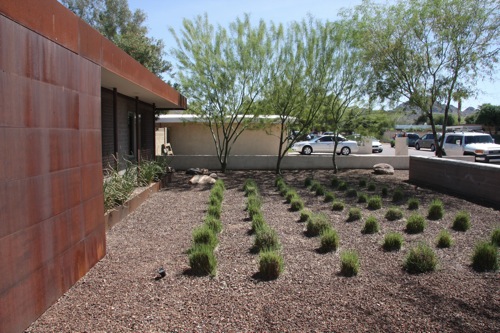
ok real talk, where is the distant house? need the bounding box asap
[0,1,186,332]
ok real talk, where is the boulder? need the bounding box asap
[189,175,216,185]
[209,173,218,179]
[373,163,395,175]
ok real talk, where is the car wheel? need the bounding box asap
[302,146,312,155]
[430,144,435,152]
[415,143,420,150]
[340,147,351,155]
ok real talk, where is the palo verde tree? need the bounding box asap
[259,18,332,174]
[60,0,172,77]
[170,14,272,172]
[350,0,500,157]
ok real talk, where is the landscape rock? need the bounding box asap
[373,163,395,175]
[185,168,209,175]
[189,174,216,185]
[209,173,218,179]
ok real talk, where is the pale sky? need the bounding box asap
[128,0,499,109]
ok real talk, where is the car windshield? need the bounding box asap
[464,135,494,144]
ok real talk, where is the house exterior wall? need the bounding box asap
[164,122,282,155]
[0,13,105,333]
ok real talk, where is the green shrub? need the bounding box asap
[211,184,224,201]
[243,179,258,196]
[381,186,388,197]
[192,225,218,248]
[285,189,298,204]
[385,207,403,221]
[315,186,326,196]
[259,250,284,280]
[299,209,312,223]
[324,191,335,203]
[452,211,471,232]
[251,213,267,233]
[392,188,405,203]
[347,207,362,222]
[362,216,379,234]
[310,181,321,192]
[346,188,358,198]
[406,213,426,234]
[407,198,419,210]
[491,228,500,247]
[383,232,404,251]
[427,199,444,220]
[304,176,314,188]
[274,176,285,188]
[358,178,367,187]
[338,181,348,191]
[332,200,345,211]
[472,241,498,272]
[204,215,222,234]
[367,196,382,210]
[103,165,137,211]
[357,193,368,203]
[209,193,222,207]
[290,197,304,212]
[189,244,217,276]
[278,184,289,196]
[214,179,226,191]
[254,226,280,252]
[138,159,164,186]
[340,250,360,277]
[320,228,339,252]
[207,203,222,219]
[306,213,331,237]
[404,243,438,274]
[436,230,453,248]
[367,182,376,191]
[246,196,261,220]
[331,176,340,188]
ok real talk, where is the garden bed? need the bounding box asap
[26,170,499,332]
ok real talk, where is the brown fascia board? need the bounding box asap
[0,0,187,110]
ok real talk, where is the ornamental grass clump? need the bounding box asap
[347,207,362,222]
[324,191,335,203]
[362,216,380,234]
[253,226,280,252]
[246,195,261,220]
[381,186,388,197]
[304,176,314,188]
[207,202,222,219]
[358,178,367,187]
[310,180,322,192]
[383,232,404,251]
[346,188,358,198]
[204,215,222,234]
[436,230,453,248]
[404,243,438,274]
[251,213,266,234]
[385,207,403,221]
[452,211,471,232]
[331,176,340,188]
[340,250,360,277]
[299,209,312,223]
[367,182,376,191]
[258,249,284,280]
[392,187,405,203]
[319,228,339,253]
[332,200,345,211]
[315,185,326,196]
[407,197,419,210]
[491,228,500,247]
[285,189,299,204]
[406,213,426,234]
[367,196,382,210]
[243,179,258,197]
[290,197,304,212]
[428,199,444,220]
[189,244,217,276]
[306,213,331,237]
[357,193,368,203]
[192,225,218,249]
[472,241,498,272]
[338,181,348,191]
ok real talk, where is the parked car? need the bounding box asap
[291,135,359,155]
[372,139,383,153]
[406,133,420,147]
[443,131,500,162]
[415,133,442,151]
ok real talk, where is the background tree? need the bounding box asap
[170,14,272,172]
[60,0,171,77]
[475,104,500,134]
[350,0,500,157]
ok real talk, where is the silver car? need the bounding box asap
[291,135,359,155]
[415,133,442,151]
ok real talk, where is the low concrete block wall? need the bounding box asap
[409,156,500,207]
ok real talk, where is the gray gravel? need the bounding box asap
[26,170,500,332]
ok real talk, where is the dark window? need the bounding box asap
[319,136,333,142]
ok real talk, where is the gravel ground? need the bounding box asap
[26,169,499,332]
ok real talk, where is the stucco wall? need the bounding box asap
[165,122,282,155]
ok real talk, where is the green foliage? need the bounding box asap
[324,191,335,203]
[306,213,332,237]
[310,181,322,192]
[347,207,362,222]
[385,207,403,221]
[358,178,367,187]
[285,189,299,204]
[138,159,164,186]
[332,200,345,211]
[404,243,438,274]
[315,185,326,196]
[357,193,368,203]
[299,209,313,223]
[259,250,284,280]
[434,114,458,126]
[331,176,340,188]
[304,177,314,188]
[407,198,419,210]
[392,188,405,203]
[207,201,222,219]
[338,181,348,191]
[362,216,380,234]
[346,188,358,198]
[472,241,498,272]
[473,104,500,127]
[340,250,360,277]
[491,228,500,247]
[246,196,262,220]
[320,228,340,252]
[204,215,222,234]
[189,244,217,276]
[367,182,376,191]
[192,225,218,249]
[436,230,453,248]
[428,199,444,220]
[367,196,382,210]
[290,197,304,212]
[381,186,388,197]
[383,232,404,251]
[452,211,471,232]
[254,226,280,252]
[251,213,267,234]
[243,179,258,197]
[103,165,136,211]
[406,214,426,234]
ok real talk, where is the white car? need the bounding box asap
[443,132,500,162]
[291,135,359,155]
[372,139,383,153]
